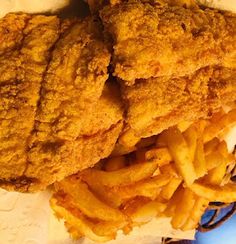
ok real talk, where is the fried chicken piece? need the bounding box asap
[121,66,236,139]
[0,15,118,192]
[0,14,60,184]
[100,0,236,85]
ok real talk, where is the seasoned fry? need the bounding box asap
[164,186,183,217]
[145,147,172,166]
[119,129,140,148]
[105,156,126,171]
[161,178,182,200]
[111,174,171,200]
[50,198,113,242]
[171,188,196,229]
[131,201,166,223]
[162,127,197,186]
[205,151,226,170]
[190,182,236,203]
[193,136,207,178]
[81,176,123,208]
[204,137,220,155]
[81,161,159,187]
[204,159,227,185]
[56,179,125,222]
[203,109,236,142]
[183,125,198,162]
[160,163,179,178]
[181,197,209,231]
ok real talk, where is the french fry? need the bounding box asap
[56,179,125,222]
[136,136,157,149]
[82,176,123,208]
[190,182,236,203]
[131,201,166,223]
[164,186,183,217]
[205,151,226,171]
[193,136,207,178]
[203,109,236,143]
[160,163,179,177]
[105,156,126,171]
[92,221,127,237]
[145,147,172,166]
[162,127,197,186]
[171,188,196,229]
[119,129,140,148]
[111,143,136,157]
[181,197,209,231]
[111,174,171,200]
[81,161,160,187]
[204,159,227,185]
[161,177,182,200]
[183,125,198,162]
[204,137,220,155]
[177,121,192,132]
[50,198,113,242]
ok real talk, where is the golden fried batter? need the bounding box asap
[0,13,60,185]
[100,0,236,84]
[122,66,236,139]
[0,15,120,192]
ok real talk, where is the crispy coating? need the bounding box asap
[0,15,121,192]
[0,14,60,182]
[25,82,123,191]
[122,66,236,138]
[100,0,236,84]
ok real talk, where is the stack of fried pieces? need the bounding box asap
[0,0,235,192]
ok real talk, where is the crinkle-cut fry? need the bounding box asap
[204,137,220,155]
[171,188,196,229]
[111,174,171,200]
[190,182,236,203]
[181,197,209,231]
[203,109,236,143]
[161,127,197,186]
[131,201,166,223]
[119,129,140,148]
[205,151,226,171]
[183,125,198,163]
[81,161,160,187]
[145,147,172,166]
[56,179,125,222]
[161,177,182,200]
[50,198,114,242]
[160,163,179,178]
[193,136,207,178]
[105,156,126,171]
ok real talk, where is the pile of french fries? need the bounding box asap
[51,109,236,242]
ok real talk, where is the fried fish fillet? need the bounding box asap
[100,0,236,145]
[25,82,123,191]
[100,0,236,85]
[0,13,60,188]
[122,66,236,139]
[0,14,119,192]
